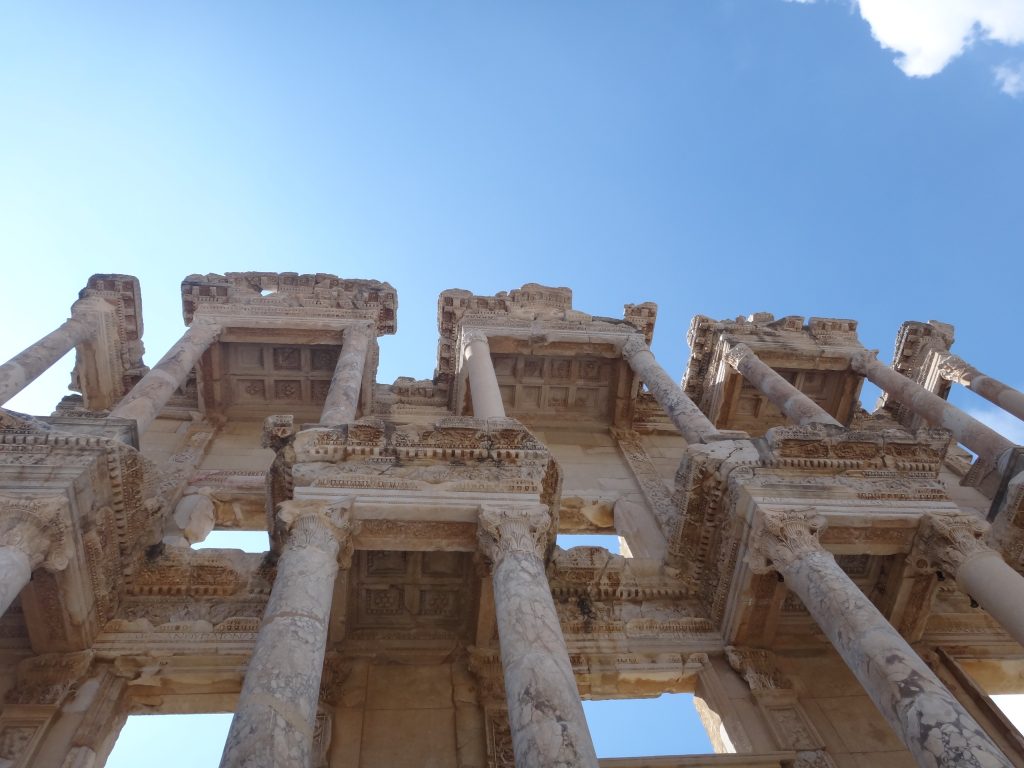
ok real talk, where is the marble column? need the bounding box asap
[0,496,72,618]
[320,324,373,426]
[749,508,1012,768]
[463,329,506,419]
[478,503,598,768]
[916,512,1024,649]
[220,499,354,768]
[110,318,220,437]
[622,335,719,444]
[851,351,1014,466]
[0,297,110,406]
[939,354,1024,424]
[725,343,842,428]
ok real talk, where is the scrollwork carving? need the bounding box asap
[0,494,73,571]
[747,508,826,574]
[915,512,993,576]
[477,504,551,563]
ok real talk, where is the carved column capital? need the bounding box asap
[723,342,755,369]
[477,503,551,563]
[275,498,357,568]
[8,650,95,706]
[848,349,878,374]
[914,512,993,576]
[725,646,792,693]
[747,508,827,574]
[937,354,974,385]
[461,327,490,348]
[620,334,649,362]
[0,495,73,572]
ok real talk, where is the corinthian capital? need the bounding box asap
[747,509,827,574]
[914,512,992,576]
[478,503,551,563]
[0,495,72,572]
[724,343,756,369]
[276,498,357,567]
[621,335,649,362]
[461,327,490,346]
[937,354,974,385]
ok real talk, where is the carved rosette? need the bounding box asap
[0,495,73,571]
[275,498,357,568]
[747,509,827,575]
[915,512,993,576]
[477,503,551,564]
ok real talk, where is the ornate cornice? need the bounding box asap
[747,508,827,574]
[477,503,551,563]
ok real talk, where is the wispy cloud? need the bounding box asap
[994,61,1024,96]
[966,402,1024,446]
[786,1,1024,93]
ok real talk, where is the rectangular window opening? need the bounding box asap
[107,713,232,767]
[191,530,270,553]
[556,533,622,555]
[583,693,714,757]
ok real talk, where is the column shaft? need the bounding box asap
[0,316,95,406]
[941,355,1024,424]
[464,333,506,418]
[622,336,718,443]
[220,514,341,768]
[110,319,219,436]
[761,515,1011,768]
[481,506,598,768]
[852,353,1014,465]
[320,326,372,425]
[0,545,31,617]
[957,552,1024,647]
[726,343,841,428]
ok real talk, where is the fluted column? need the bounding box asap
[320,324,373,425]
[0,495,72,617]
[940,354,1024,424]
[622,335,719,444]
[851,351,1014,466]
[916,512,1024,649]
[478,504,598,768]
[220,499,354,768]
[463,329,506,418]
[725,343,842,428]
[110,317,220,436]
[0,296,111,406]
[749,508,1011,768]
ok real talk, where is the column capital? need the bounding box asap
[725,646,792,693]
[914,512,993,576]
[848,349,878,374]
[477,503,551,562]
[621,334,649,361]
[723,342,756,369]
[461,327,490,347]
[937,353,974,385]
[276,498,357,568]
[0,494,72,572]
[747,508,827,574]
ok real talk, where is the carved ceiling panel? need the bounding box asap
[489,353,619,422]
[348,550,475,640]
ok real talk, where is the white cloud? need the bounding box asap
[994,61,1024,95]
[856,0,1024,77]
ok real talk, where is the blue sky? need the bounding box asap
[2,1,1023,763]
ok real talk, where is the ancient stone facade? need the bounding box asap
[0,272,1022,768]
